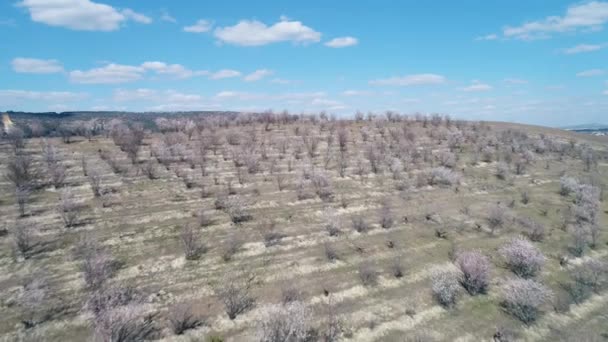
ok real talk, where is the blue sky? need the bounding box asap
[1,0,608,126]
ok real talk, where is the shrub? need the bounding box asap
[256,301,313,342]
[281,286,304,304]
[427,167,459,186]
[430,268,461,308]
[324,243,339,262]
[496,162,509,180]
[168,302,204,335]
[456,250,491,295]
[94,305,159,342]
[20,272,53,328]
[15,186,31,217]
[180,225,205,260]
[58,189,81,228]
[5,155,39,190]
[390,257,404,278]
[224,196,251,224]
[82,248,116,290]
[12,222,34,259]
[263,230,286,248]
[215,270,256,320]
[358,263,379,286]
[222,234,244,262]
[519,217,545,242]
[570,259,607,293]
[379,200,394,229]
[487,205,507,234]
[499,237,545,278]
[569,224,588,257]
[501,278,552,324]
[88,169,103,197]
[560,176,579,196]
[351,215,370,233]
[86,284,141,317]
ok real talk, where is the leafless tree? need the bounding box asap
[58,189,81,228]
[15,186,31,217]
[88,169,102,197]
[222,233,244,262]
[12,221,35,259]
[94,304,159,342]
[379,199,394,229]
[82,247,115,290]
[215,269,256,320]
[359,262,379,286]
[168,301,204,335]
[5,154,39,190]
[180,225,205,260]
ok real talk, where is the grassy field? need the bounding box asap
[0,115,607,341]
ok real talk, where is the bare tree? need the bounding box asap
[180,225,205,260]
[215,269,256,319]
[58,189,81,228]
[12,221,35,259]
[168,301,204,335]
[15,186,31,217]
[87,169,102,197]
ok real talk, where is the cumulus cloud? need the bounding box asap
[342,90,373,96]
[141,61,208,79]
[183,19,212,33]
[113,88,202,103]
[12,57,64,73]
[69,63,145,84]
[369,73,446,86]
[325,36,358,48]
[576,69,604,77]
[503,1,608,40]
[209,69,242,79]
[214,17,321,46]
[562,43,604,54]
[244,69,273,82]
[461,81,492,92]
[17,0,150,31]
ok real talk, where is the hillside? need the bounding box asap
[0,114,606,341]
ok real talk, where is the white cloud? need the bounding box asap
[214,17,321,46]
[121,9,151,24]
[504,78,528,84]
[0,89,87,101]
[160,10,176,23]
[562,43,604,54]
[141,61,208,79]
[17,0,149,31]
[183,19,212,33]
[113,89,208,111]
[12,57,64,73]
[270,78,294,84]
[325,36,358,48]
[69,63,145,84]
[461,81,492,92]
[576,69,604,77]
[475,34,498,41]
[604,89,608,95]
[503,1,608,40]
[210,69,242,80]
[342,90,373,96]
[369,73,446,86]
[244,69,273,82]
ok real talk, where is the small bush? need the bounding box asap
[570,259,607,293]
[496,162,509,180]
[379,200,394,229]
[560,176,579,196]
[351,215,370,233]
[12,222,34,259]
[94,305,159,342]
[58,189,81,228]
[390,257,404,278]
[499,236,545,278]
[519,217,545,242]
[256,301,314,342]
[501,278,552,324]
[168,302,204,335]
[430,268,461,308]
[82,249,116,290]
[428,167,461,186]
[358,263,379,286]
[324,243,339,262]
[222,234,244,262]
[180,225,206,260]
[215,270,256,320]
[456,250,491,295]
[487,205,508,234]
